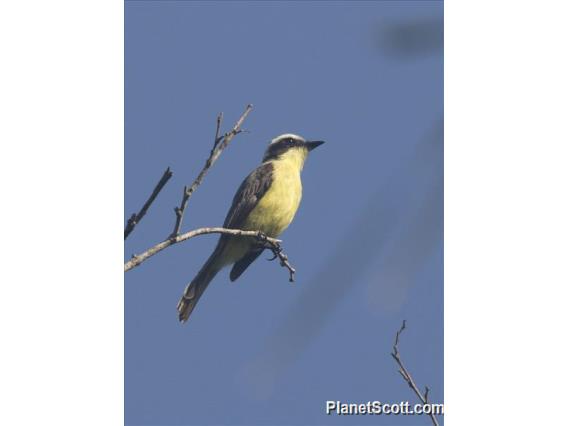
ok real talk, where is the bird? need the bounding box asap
[176,133,325,323]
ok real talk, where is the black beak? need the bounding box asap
[305,140,325,151]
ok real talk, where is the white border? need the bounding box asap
[446,1,568,424]
[0,1,123,425]
[1,0,568,424]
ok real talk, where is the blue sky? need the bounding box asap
[125,1,443,425]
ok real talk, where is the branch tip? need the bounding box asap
[124,167,173,239]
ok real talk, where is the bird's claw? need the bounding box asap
[266,244,283,261]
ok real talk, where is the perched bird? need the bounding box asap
[177,133,324,323]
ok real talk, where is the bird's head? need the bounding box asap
[262,133,325,168]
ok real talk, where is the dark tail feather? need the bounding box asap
[177,250,222,323]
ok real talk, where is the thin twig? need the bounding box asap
[124,167,173,240]
[125,227,282,272]
[213,112,223,150]
[391,321,440,426]
[170,104,253,238]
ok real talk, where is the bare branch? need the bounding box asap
[391,321,440,426]
[124,167,173,240]
[125,227,283,272]
[170,104,253,237]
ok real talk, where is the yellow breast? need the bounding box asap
[243,159,302,238]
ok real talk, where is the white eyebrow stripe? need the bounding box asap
[269,133,306,146]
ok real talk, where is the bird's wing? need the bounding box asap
[230,248,264,281]
[222,161,274,229]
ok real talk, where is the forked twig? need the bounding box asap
[391,321,440,426]
[170,104,253,238]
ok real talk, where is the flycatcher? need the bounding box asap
[177,133,324,323]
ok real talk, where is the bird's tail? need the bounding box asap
[177,248,223,323]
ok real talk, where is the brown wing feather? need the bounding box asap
[223,162,274,229]
[218,162,273,279]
